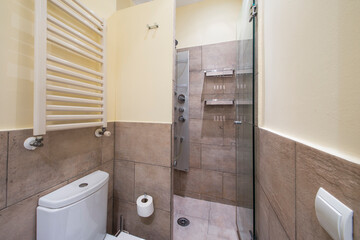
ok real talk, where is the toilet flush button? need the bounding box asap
[315,188,353,240]
[79,183,88,188]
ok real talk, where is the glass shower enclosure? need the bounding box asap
[235,0,256,239]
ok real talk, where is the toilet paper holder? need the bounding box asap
[315,187,353,240]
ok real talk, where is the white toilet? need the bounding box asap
[37,170,144,240]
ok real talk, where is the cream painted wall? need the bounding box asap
[0,0,117,130]
[176,0,242,49]
[108,0,174,123]
[259,0,360,163]
[81,0,117,19]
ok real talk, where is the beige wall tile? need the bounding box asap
[296,143,360,240]
[113,200,171,240]
[135,163,171,212]
[189,119,223,145]
[174,169,181,192]
[201,144,235,173]
[0,132,7,209]
[115,122,171,167]
[257,129,296,240]
[189,71,205,97]
[114,160,135,203]
[107,197,114,234]
[189,94,203,119]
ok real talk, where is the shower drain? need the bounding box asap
[177,217,190,227]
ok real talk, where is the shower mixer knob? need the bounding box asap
[178,116,186,122]
[179,107,184,113]
[178,94,186,103]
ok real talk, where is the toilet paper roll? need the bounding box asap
[136,194,154,218]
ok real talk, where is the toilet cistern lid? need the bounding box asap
[38,170,109,209]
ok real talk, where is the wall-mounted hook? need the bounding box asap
[147,23,159,30]
[24,136,44,151]
[95,127,111,138]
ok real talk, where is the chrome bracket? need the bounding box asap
[249,3,257,22]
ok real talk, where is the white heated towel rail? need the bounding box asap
[34,0,107,136]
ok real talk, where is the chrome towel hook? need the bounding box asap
[147,23,159,30]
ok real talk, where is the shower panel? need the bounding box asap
[174,51,190,172]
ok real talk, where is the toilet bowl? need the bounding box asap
[37,170,144,240]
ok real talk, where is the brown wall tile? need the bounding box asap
[180,168,202,194]
[0,182,66,240]
[269,206,290,240]
[201,144,235,173]
[257,129,296,240]
[223,173,236,202]
[189,71,204,96]
[189,119,223,145]
[189,143,201,168]
[296,143,360,240]
[135,163,171,212]
[7,127,102,206]
[100,160,114,200]
[255,180,270,240]
[115,122,171,167]
[114,160,135,203]
[102,122,115,164]
[113,200,171,240]
[200,169,223,198]
[0,132,7,209]
[202,41,237,70]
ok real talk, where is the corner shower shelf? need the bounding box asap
[204,69,234,77]
[205,99,234,106]
[235,100,253,105]
[236,69,253,75]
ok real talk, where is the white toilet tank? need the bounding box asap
[37,170,109,240]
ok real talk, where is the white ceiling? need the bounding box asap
[131,0,204,8]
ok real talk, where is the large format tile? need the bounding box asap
[174,195,210,220]
[208,201,237,239]
[113,200,171,240]
[269,207,289,240]
[223,173,236,202]
[0,182,66,240]
[189,143,201,168]
[255,180,269,240]
[135,163,171,212]
[100,160,114,199]
[173,213,208,240]
[189,71,204,96]
[257,129,296,239]
[296,143,360,240]
[189,119,223,145]
[201,144,235,173]
[115,122,171,167]
[202,41,237,70]
[114,160,135,203]
[7,127,102,206]
[0,132,7,209]
[102,122,115,164]
[178,46,202,72]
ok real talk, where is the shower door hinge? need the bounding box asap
[249,3,257,22]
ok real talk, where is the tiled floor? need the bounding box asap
[173,195,239,240]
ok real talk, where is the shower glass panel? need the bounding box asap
[235,0,255,239]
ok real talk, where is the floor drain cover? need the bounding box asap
[177,217,190,227]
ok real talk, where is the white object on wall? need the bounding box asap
[315,187,353,240]
[34,0,108,136]
[136,194,154,217]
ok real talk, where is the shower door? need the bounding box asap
[235,0,256,239]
